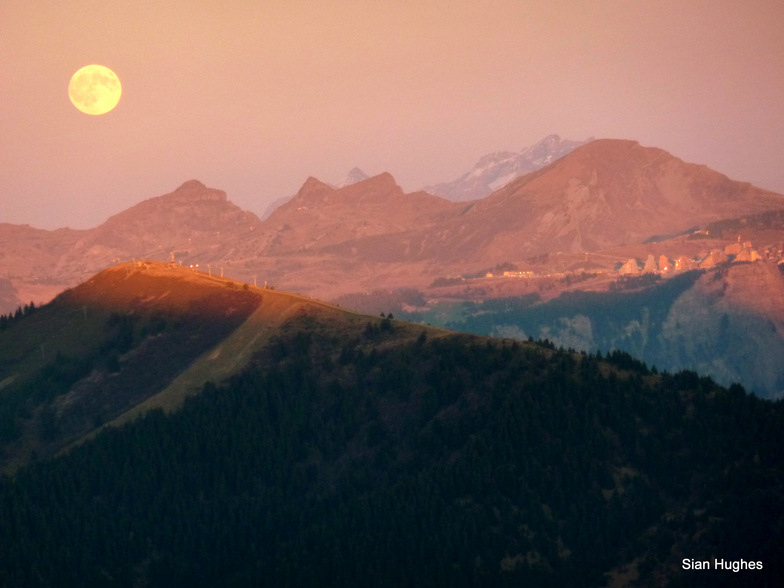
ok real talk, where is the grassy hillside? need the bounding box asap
[0,261,451,473]
[0,308,782,586]
[0,263,343,471]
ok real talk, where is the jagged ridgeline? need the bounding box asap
[0,262,782,586]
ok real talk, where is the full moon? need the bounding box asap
[68,65,122,115]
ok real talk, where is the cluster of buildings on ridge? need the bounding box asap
[490,238,776,281]
[616,239,764,276]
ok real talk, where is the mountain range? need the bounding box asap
[260,134,584,219]
[3,138,783,312]
[3,137,784,397]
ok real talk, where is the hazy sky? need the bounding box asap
[2,0,783,229]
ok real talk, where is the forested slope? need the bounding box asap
[1,318,782,587]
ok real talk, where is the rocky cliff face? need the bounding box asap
[426,262,784,398]
[655,262,784,397]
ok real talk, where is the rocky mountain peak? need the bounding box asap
[165,180,227,203]
[175,179,207,192]
[291,177,336,204]
[288,172,401,209]
[473,151,517,169]
[336,172,405,202]
[337,167,370,187]
[345,171,396,190]
[521,134,591,164]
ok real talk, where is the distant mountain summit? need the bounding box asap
[255,172,452,257]
[424,134,591,201]
[0,181,262,313]
[266,136,588,218]
[337,167,370,187]
[57,180,260,270]
[262,169,371,219]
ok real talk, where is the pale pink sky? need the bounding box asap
[2,0,783,229]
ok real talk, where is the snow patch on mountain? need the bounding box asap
[424,135,593,202]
